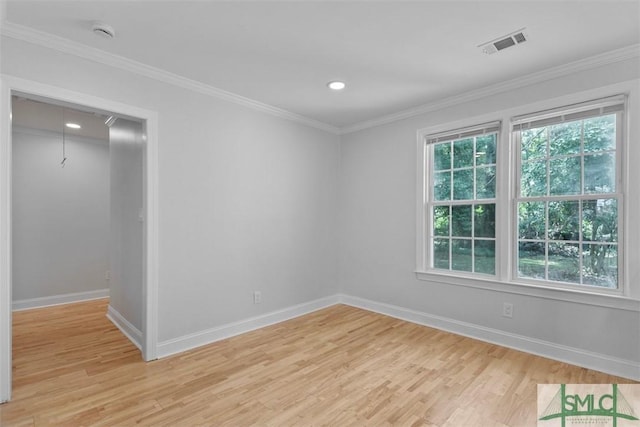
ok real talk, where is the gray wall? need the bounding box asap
[12,127,110,301]
[109,118,144,331]
[1,36,341,343]
[5,32,637,376]
[338,58,640,366]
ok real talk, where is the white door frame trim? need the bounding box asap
[0,74,159,403]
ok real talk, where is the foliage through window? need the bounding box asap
[427,123,499,275]
[420,95,625,293]
[514,101,623,289]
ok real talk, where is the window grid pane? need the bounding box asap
[430,132,497,275]
[516,111,620,289]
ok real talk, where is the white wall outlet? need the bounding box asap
[502,302,513,318]
[253,291,262,304]
[105,270,111,281]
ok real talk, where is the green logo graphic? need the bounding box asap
[539,384,639,427]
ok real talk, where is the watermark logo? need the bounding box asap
[538,384,640,427]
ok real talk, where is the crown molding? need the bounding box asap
[0,21,341,135]
[3,21,637,137]
[340,44,640,134]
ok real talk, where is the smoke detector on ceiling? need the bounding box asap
[92,21,115,39]
[479,28,528,55]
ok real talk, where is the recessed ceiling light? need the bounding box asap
[66,123,81,129]
[327,81,346,91]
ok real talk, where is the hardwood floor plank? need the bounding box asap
[0,299,635,426]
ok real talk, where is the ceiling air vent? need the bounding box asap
[479,28,528,55]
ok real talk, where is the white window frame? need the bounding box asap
[422,121,500,278]
[511,95,625,295]
[416,89,635,309]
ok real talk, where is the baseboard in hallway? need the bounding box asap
[12,289,110,311]
[106,304,143,350]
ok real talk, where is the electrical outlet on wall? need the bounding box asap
[253,291,262,304]
[105,270,111,281]
[502,302,513,318]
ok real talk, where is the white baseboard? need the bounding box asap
[12,289,109,311]
[157,295,341,358]
[102,291,638,380]
[106,305,142,351]
[337,294,640,381]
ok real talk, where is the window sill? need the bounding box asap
[414,270,640,311]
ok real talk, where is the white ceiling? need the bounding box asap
[3,1,640,130]
[12,97,110,141]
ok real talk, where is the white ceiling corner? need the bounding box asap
[0,21,342,135]
[2,1,639,134]
[341,44,640,134]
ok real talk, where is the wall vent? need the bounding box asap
[479,28,528,55]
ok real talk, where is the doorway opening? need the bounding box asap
[13,94,144,340]
[0,79,158,403]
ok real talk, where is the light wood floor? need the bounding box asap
[0,299,634,426]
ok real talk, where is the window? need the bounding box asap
[513,97,624,289]
[418,95,626,294]
[425,122,500,276]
